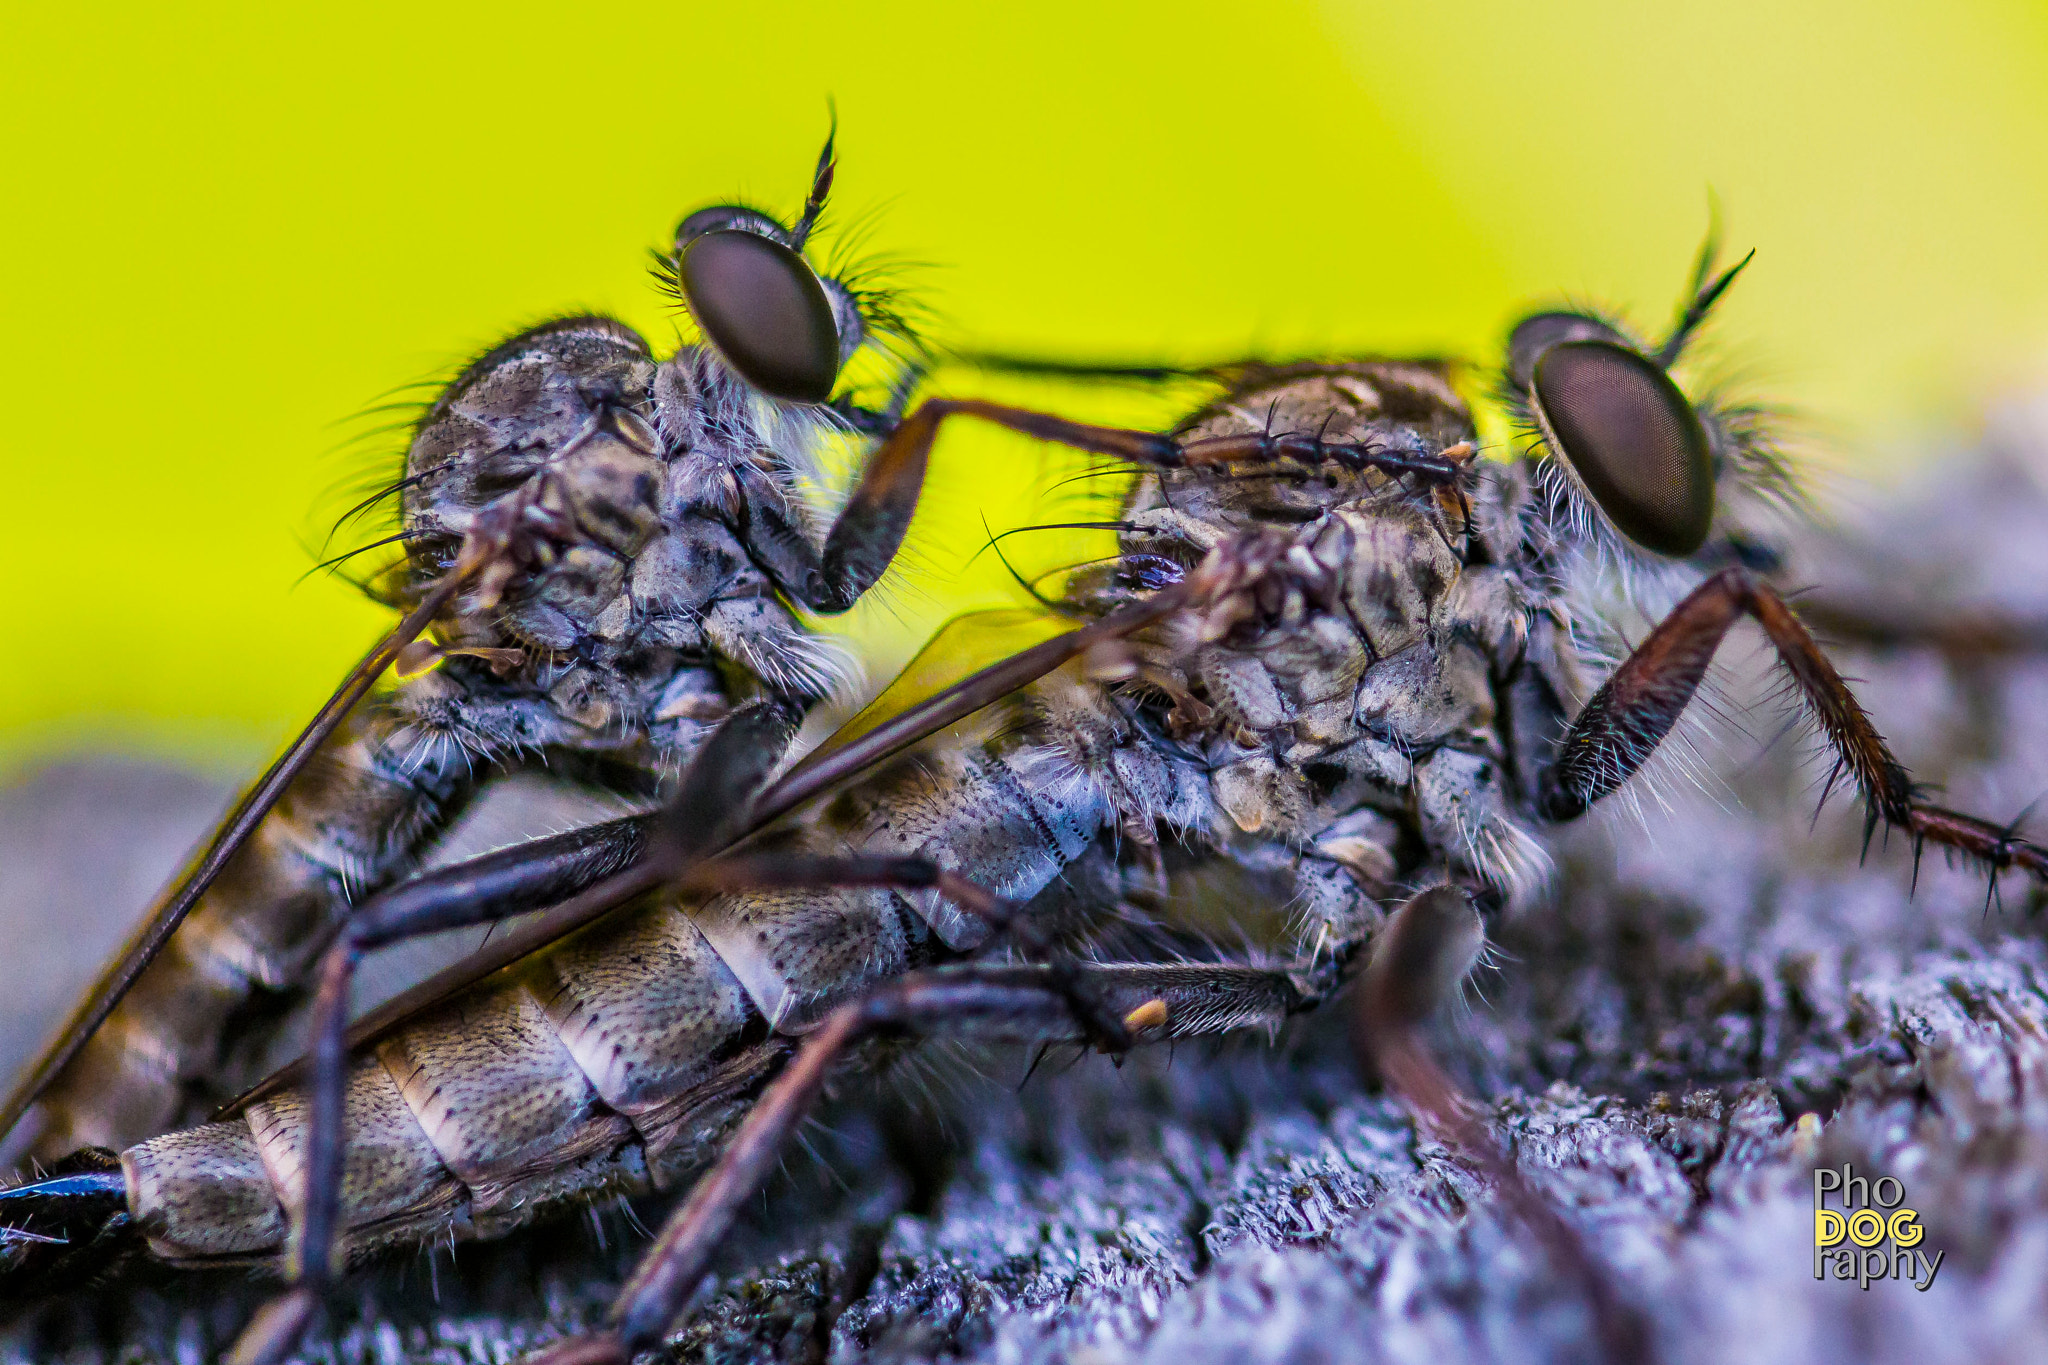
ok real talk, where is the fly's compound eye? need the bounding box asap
[1523,336,1716,558]
[678,228,842,404]
[675,204,790,248]
[1506,312,1628,391]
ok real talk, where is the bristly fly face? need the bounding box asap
[368,152,919,753]
[1044,250,1795,922]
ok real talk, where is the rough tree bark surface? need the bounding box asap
[7,425,2048,1365]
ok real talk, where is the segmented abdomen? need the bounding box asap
[122,688,1133,1265]
[24,700,476,1163]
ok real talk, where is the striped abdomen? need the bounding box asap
[24,699,478,1164]
[121,676,1173,1265]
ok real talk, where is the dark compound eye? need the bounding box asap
[1528,339,1715,557]
[678,228,842,404]
[1506,312,1629,392]
[675,204,790,249]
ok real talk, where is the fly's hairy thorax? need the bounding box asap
[1097,363,1551,907]
[398,318,848,762]
[14,323,861,1164]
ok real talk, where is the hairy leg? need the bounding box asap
[740,394,1468,614]
[1539,567,2048,882]
[523,951,1328,1365]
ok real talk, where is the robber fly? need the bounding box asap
[0,129,978,1166]
[0,132,949,1166]
[7,229,2048,1365]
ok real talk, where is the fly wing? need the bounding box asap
[222,584,1200,1113]
[799,608,1076,763]
[0,546,494,1147]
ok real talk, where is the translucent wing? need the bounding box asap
[225,587,1193,1111]
[801,608,1075,764]
[0,547,492,1147]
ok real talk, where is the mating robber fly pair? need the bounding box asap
[3,134,2045,1365]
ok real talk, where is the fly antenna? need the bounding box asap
[1658,196,1754,367]
[791,101,838,249]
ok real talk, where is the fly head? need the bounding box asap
[1504,243,1766,562]
[659,130,892,406]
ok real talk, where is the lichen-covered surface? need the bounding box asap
[8,421,2048,1364]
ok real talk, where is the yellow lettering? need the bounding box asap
[1816,1209,1845,1247]
[1889,1209,1923,1248]
[1847,1210,1886,1248]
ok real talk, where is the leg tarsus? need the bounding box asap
[224,1286,320,1365]
[1907,804,2048,882]
[1538,566,2048,887]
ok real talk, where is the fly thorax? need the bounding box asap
[1146,362,1474,528]
[1198,503,1461,835]
[406,318,655,530]
[1331,503,1458,659]
[540,436,665,558]
[650,346,825,483]
[1192,492,1543,900]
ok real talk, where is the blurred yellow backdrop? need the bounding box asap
[5,0,2047,764]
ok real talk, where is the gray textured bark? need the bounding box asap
[8,427,2048,1364]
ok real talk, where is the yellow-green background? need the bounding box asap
[6,1,2048,767]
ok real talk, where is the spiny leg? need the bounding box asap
[1538,566,2048,882]
[742,394,1470,614]
[524,952,1331,1365]
[224,698,804,1365]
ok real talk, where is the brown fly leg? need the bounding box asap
[527,855,1245,1365]
[1792,595,2048,660]
[1537,567,2048,884]
[520,952,1205,1365]
[222,697,806,1365]
[1352,887,1654,1365]
[524,941,1426,1365]
[523,944,1359,1365]
[739,396,1470,615]
[513,845,1372,1365]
